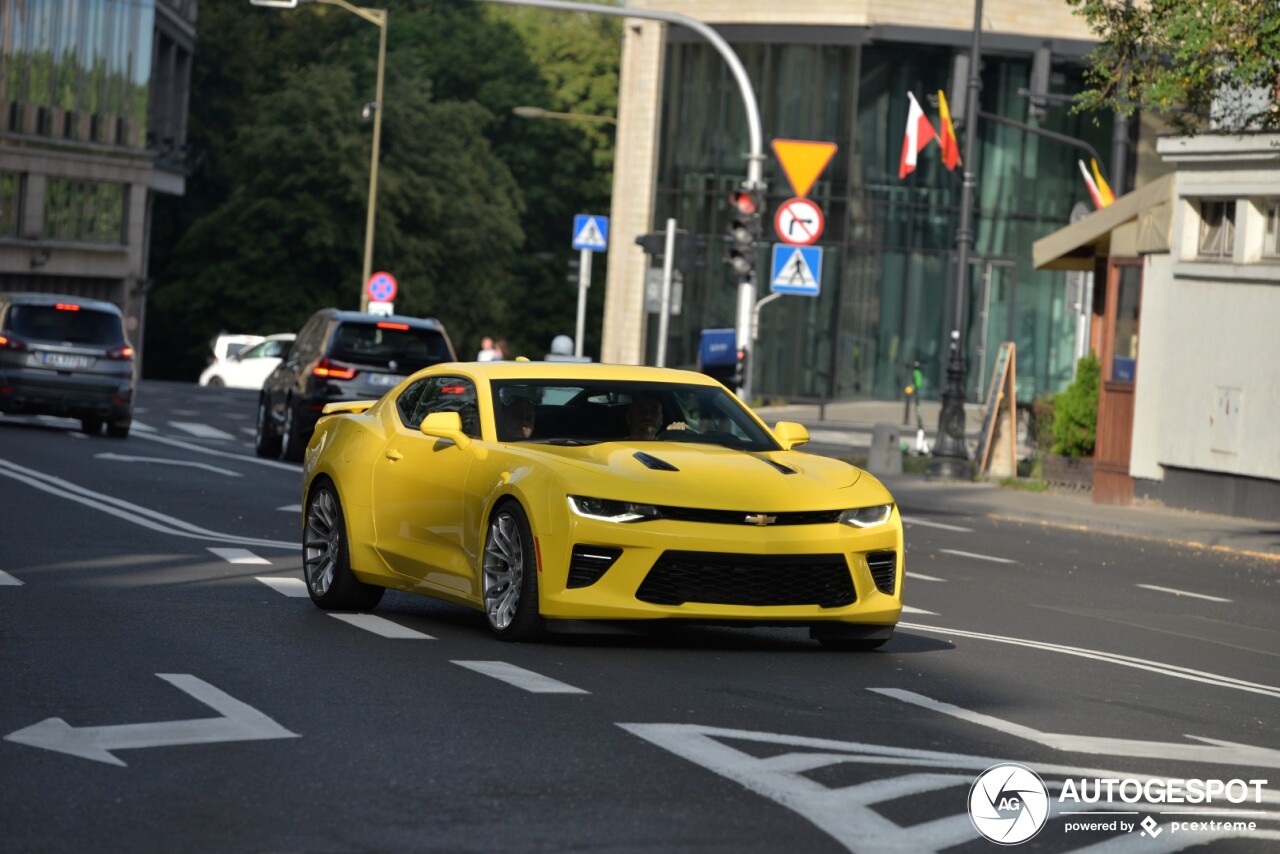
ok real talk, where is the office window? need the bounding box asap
[1197,200,1235,259]
[44,178,125,244]
[0,172,21,237]
[1265,200,1280,259]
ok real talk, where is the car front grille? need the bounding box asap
[653,506,843,526]
[635,551,855,609]
[867,551,897,594]
[567,545,622,589]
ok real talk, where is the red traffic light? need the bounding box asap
[729,190,760,216]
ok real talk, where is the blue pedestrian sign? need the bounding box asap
[572,214,609,251]
[770,245,822,296]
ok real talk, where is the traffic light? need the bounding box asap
[726,187,763,280]
[733,346,749,390]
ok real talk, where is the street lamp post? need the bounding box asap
[928,0,985,480]
[249,0,387,312]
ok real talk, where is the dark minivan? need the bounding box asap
[0,292,135,436]
[256,309,456,461]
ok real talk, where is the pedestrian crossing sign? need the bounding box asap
[572,214,609,251]
[770,245,822,296]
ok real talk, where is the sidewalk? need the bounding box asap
[753,400,1280,562]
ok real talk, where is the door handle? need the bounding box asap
[384,449,403,462]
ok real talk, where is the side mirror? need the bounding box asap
[772,420,810,450]
[421,411,472,449]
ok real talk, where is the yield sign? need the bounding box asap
[771,139,837,198]
[774,197,824,245]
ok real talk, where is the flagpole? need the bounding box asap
[928,0,984,479]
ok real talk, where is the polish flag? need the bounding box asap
[899,91,938,179]
[1079,159,1105,209]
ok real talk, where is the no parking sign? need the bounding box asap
[366,271,398,304]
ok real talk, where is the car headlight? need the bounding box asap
[568,495,660,523]
[839,504,893,528]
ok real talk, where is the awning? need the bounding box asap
[1033,173,1175,271]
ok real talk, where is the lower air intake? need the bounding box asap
[636,551,855,609]
[567,545,622,589]
[866,551,897,594]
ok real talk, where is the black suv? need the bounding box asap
[0,292,135,437]
[256,309,456,461]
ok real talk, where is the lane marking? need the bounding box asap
[170,422,236,440]
[278,504,302,513]
[0,570,23,586]
[134,431,297,471]
[899,621,1280,699]
[451,660,588,694]
[209,547,270,565]
[907,572,945,582]
[0,458,297,550]
[256,576,308,597]
[1136,584,1231,603]
[902,516,974,532]
[901,605,939,616]
[938,548,1015,564]
[329,614,434,639]
[130,420,156,432]
[95,452,242,477]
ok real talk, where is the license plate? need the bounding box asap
[40,352,92,369]
[367,373,403,387]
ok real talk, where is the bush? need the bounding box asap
[1051,353,1099,458]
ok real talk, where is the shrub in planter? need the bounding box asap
[1051,353,1099,459]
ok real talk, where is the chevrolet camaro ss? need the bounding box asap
[300,362,904,649]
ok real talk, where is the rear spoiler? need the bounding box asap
[321,400,376,416]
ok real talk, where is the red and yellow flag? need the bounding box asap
[937,90,961,170]
[1090,158,1115,206]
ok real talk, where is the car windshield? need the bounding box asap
[491,380,780,451]
[7,304,123,345]
[330,322,451,371]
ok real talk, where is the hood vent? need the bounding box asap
[755,456,797,475]
[633,451,678,471]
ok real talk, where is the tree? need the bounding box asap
[1068,0,1280,133]
[1051,353,1100,459]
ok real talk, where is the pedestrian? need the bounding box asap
[493,337,511,360]
[476,336,500,361]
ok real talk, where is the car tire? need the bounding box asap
[207,376,225,388]
[80,417,103,435]
[106,419,130,439]
[255,398,282,458]
[481,500,545,642]
[817,637,889,651]
[281,400,305,463]
[303,481,384,611]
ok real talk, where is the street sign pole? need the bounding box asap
[575,246,591,358]
[656,219,677,368]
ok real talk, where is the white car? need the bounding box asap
[199,333,295,389]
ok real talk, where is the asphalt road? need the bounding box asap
[1,381,1276,853]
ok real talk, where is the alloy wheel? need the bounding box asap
[304,488,341,598]
[482,510,523,630]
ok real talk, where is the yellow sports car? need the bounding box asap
[300,362,904,649]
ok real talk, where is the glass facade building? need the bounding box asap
[606,8,1117,406]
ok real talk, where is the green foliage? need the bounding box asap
[145,0,620,379]
[1051,354,1100,459]
[1067,0,1280,133]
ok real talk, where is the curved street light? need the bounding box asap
[250,0,387,312]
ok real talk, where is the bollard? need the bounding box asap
[867,422,903,475]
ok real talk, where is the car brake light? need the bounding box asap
[107,345,134,360]
[441,385,467,395]
[376,322,409,331]
[0,334,25,351]
[55,303,81,311]
[313,357,357,380]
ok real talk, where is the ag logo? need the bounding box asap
[968,763,1050,845]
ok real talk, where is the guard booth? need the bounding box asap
[696,328,737,387]
[1032,174,1174,505]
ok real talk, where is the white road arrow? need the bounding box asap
[872,688,1280,769]
[4,674,299,766]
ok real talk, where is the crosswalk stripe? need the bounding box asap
[451,660,589,694]
[256,576,308,597]
[0,570,23,586]
[170,422,237,440]
[329,613,434,639]
[209,547,270,565]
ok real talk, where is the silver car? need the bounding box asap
[0,292,135,437]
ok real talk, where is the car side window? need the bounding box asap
[397,376,479,437]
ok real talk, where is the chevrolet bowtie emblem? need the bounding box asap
[745,514,777,526]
